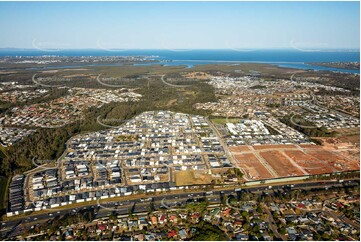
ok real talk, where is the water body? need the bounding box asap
[0,49,359,74]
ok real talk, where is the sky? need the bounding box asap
[0,1,359,50]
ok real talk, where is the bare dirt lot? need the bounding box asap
[253,144,298,150]
[234,153,274,180]
[229,146,251,152]
[284,150,334,175]
[260,151,305,177]
[306,150,360,172]
[299,144,319,149]
[230,143,359,181]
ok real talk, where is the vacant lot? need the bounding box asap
[175,170,213,186]
[253,144,298,150]
[229,146,251,152]
[284,150,334,175]
[306,150,359,172]
[230,143,359,181]
[299,144,320,149]
[211,117,240,125]
[260,151,304,177]
[234,153,274,180]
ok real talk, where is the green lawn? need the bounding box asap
[210,117,240,125]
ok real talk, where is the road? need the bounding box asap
[1,178,359,238]
[263,205,283,240]
[160,75,190,88]
[205,116,242,177]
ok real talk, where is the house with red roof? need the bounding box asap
[168,230,177,239]
[159,213,167,224]
[169,214,178,223]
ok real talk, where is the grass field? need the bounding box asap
[210,117,240,124]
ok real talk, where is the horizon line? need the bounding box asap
[0,47,360,52]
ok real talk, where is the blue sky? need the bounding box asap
[0,1,359,50]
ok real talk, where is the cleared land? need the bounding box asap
[284,150,334,175]
[234,153,274,180]
[175,170,213,186]
[230,144,359,181]
[306,150,359,172]
[299,144,320,149]
[253,144,298,150]
[210,117,240,125]
[260,151,305,177]
[229,146,251,152]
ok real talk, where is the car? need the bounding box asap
[33,217,38,221]
[48,213,53,216]
[57,211,61,214]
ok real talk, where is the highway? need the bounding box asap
[1,178,359,238]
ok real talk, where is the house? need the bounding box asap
[222,208,232,217]
[204,214,212,222]
[286,227,297,240]
[145,233,156,241]
[179,213,188,220]
[169,214,178,223]
[64,230,74,240]
[136,234,144,241]
[138,217,148,230]
[151,216,157,225]
[211,207,220,217]
[297,203,306,209]
[97,223,107,232]
[191,213,201,222]
[168,230,177,239]
[159,214,167,224]
[235,233,248,241]
[179,229,187,240]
